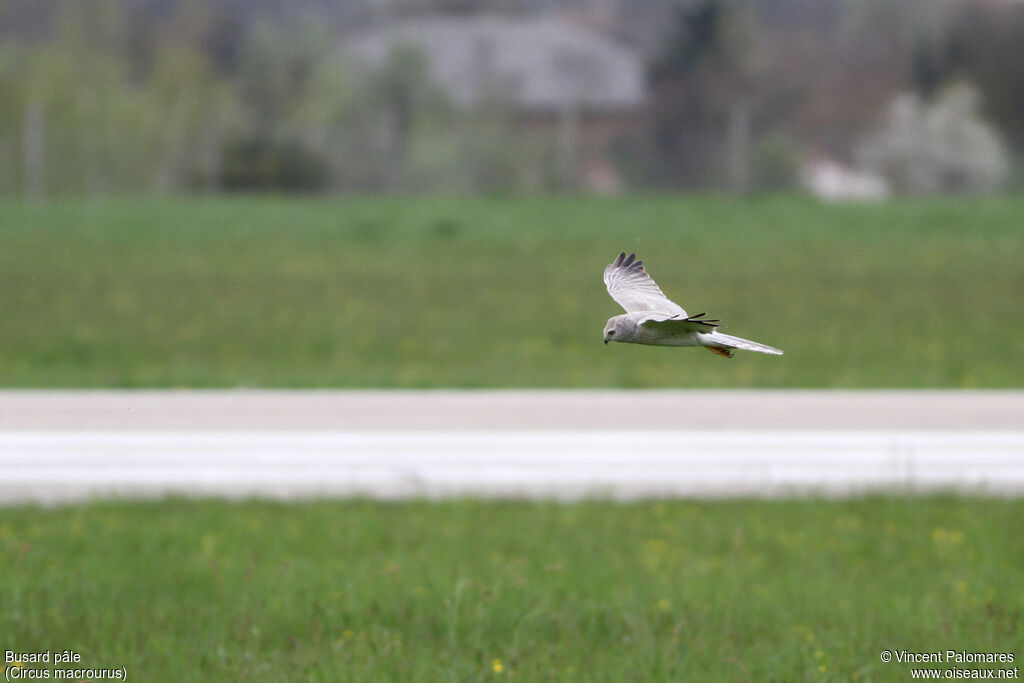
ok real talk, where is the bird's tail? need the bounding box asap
[703,332,783,357]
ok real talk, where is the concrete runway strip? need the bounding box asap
[1,391,1022,502]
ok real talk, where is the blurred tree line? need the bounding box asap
[0,0,1021,196]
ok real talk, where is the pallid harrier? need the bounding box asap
[603,252,782,358]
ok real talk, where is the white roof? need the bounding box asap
[344,16,645,112]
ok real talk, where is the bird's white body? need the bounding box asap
[602,252,782,358]
[604,313,700,347]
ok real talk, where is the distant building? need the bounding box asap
[801,158,890,202]
[343,16,646,192]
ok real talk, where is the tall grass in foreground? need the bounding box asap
[1,497,1022,681]
[1,195,1022,387]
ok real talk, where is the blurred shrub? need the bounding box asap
[752,133,800,191]
[221,136,327,191]
[1006,156,1024,192]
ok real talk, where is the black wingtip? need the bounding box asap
[622,252,637,268]
[612,251,626,267]
[686,313,720,328]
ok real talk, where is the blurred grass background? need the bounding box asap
[2,496,1022,681]
[1,195,1022,388]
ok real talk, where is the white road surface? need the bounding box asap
[1,390,1023,503]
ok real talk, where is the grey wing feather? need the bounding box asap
[641,316,720,334]
[603,252,687,319]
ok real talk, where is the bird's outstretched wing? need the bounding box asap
[604,251,687,319]
[641,315,720,335]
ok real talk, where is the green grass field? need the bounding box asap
[1,195,1022,388]
[1,497,1022,681]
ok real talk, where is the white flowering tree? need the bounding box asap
[859,83,1009,194]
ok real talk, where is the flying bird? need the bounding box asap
[603,252,782,358]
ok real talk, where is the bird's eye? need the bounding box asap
[608,330,615,336]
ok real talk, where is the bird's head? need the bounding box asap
[603,317,623,344]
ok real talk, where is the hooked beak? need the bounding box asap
[603,336,610,344]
